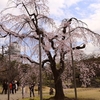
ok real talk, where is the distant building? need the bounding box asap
[10,42,20,55]
[5,41,21,62]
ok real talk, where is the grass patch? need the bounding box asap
[20,88,100,100]
[65,88,100,100]
[1,85,100,100]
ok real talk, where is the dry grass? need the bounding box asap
[36,87,100,100]
[14,86,100,100]
[65,88,100,100]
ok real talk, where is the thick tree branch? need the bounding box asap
[64,43,86,55]
[49,35,58,49]
[42,59,50,68]
[19,54,39,65]
[73,43,86,50]
[58,52,65,74]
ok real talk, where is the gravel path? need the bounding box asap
[0,87,30,100]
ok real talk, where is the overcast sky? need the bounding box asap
[0,0,100,55]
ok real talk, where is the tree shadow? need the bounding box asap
[29,99,34,100]
[43,97,95,100]
[43,97,75,100]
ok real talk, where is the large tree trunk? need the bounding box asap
[47,52,65,100]
[55,77,64,100]
[54,73,65,100]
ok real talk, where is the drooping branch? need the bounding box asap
[0,34,8,38]
[42,59,50,68]
[73,43,86,50]
[0,24,39,40]
[62,17,87,31]
[19,54,39,65]
[64,43,86,55]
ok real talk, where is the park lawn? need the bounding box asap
[21,87,100,100]
[0,85,100,100]
[65,88,100,100]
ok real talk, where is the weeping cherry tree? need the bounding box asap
[0,0,100,100]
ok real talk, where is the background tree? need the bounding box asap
[77,56,100,87]
[0,56,19,84]
[19,63,39,84]
[0,0,100,100]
